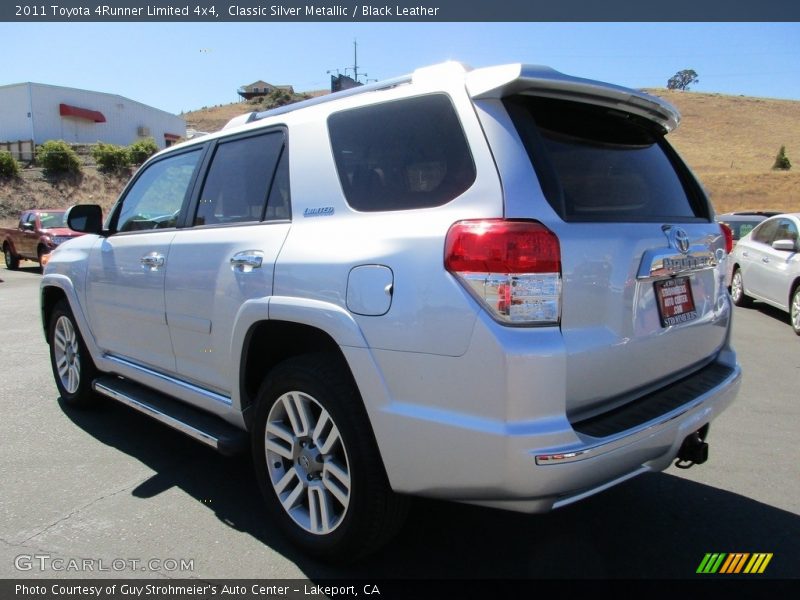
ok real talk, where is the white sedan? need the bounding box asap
[729,213,800,335]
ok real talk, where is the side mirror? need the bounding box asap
[21,221,35,232]
[772,239,797,252]
[66,204,103,235]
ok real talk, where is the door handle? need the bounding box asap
[742,251,749,257]
[140,252,165,271]
[230,250,264,273]
[761,257,770,264]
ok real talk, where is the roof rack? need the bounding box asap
[222,73,413,130]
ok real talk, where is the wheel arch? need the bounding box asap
[40,275,99,360]
[790,276,800,307]
[238,319,354,424]
[41,285,68,340]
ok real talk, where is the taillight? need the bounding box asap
[444,219,561,325]
[719,222,734,254]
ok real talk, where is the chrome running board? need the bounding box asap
[93,376,247,456]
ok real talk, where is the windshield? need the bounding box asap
[38,211,67,229]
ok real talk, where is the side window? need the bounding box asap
[194,131,285,226]
[328,94,476,212]
[265,149,291,221]
[774,218,798,245]
[752,220,779,245]
[116,149,202,233]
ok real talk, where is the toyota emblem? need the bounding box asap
[669,227,691,254]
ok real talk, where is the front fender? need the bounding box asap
[40,274,101,362]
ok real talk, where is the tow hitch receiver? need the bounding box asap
[675,427,709,469]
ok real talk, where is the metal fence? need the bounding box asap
[0,140,34,162]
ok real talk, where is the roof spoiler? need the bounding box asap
[466,64,680,132]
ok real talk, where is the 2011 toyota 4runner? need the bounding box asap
[41,62,741,561]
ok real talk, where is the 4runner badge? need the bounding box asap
[303,207,335,218]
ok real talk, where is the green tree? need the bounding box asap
[772,145,792,170]
[128,138,159,165]
[37,140,82,176]
[667,69,699,91]
[0,150,20,178]
[92,142,131,172]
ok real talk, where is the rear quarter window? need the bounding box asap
[505,95,709,222]
[328,94,476,212]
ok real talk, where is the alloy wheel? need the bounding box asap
[53,315,81,394]
[265,391,351,535]
[731,271,744,303]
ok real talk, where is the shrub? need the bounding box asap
[128,138,159,165]
[0,150,20,178]
[37,140,82,175]
[92,142,131,172]
[267,89,294,108]
[772,145,792,170]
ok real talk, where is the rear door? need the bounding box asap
[483,87,729,420]
[759,217,799,307]
[20,212,38,256]
[744,219,779,300]
[85,147,204,372]
[165,129,291,395]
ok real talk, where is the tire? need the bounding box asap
[252,353,407,562]
[4,244,19,270]
[730,268,753,308]
[791,286,800,337]
[37,245,49,272]
[48,299,100,408]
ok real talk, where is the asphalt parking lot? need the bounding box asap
[1,264,798,581]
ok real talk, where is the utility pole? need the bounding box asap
[353,39,358,84]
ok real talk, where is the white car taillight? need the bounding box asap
[444,219,562,325]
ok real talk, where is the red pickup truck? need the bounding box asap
[2,209,84,270]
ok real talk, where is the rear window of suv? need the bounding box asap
[328,94,476,212]
[505,95,708,222]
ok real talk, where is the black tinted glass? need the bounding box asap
[507,96,704,221]
[329,94,475,212]
[195,132,284,226]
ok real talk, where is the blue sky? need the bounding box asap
[1,22,798,114]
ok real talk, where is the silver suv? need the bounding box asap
[42,62,741,561]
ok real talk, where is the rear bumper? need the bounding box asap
[482,359,741,513]
[352,313,741,512]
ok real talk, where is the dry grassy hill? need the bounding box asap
[2,88,798,226]
[182,89,328,133]
[647,89,800,212]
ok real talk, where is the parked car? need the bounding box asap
[717,212,782,287]
[41,62,741,561]
[2,209,84,270]
[729,213,800,335]
[717,211,782,243]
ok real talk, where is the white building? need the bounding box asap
[0,82,185,152]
